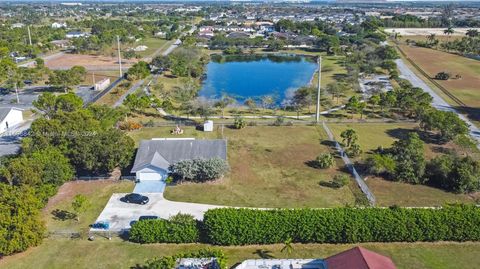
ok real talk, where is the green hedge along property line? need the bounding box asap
[129,206,480,246]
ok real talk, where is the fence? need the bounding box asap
[322,122,376,206]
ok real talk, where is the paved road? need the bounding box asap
[396,59,480,147]
[18,51,65,68]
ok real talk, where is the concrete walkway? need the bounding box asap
[396,59,480,148]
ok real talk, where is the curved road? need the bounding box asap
[395,59,480,148]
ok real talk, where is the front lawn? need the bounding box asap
[1,238,479,269]
[43,179,134,235]
[129,125,359,208]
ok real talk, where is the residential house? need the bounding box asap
[66,31,88,39]
[0,108,23,133]
[131,138,227,182]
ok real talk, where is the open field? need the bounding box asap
[328,122,479,206]
[43,179,134,235]
[134,37,170,59]
[398,45,480,109]
[129,125,359,208]
[95,80,135,106]
[45,53,138,71]
[385,28,480,36]
[1,239,480,269]
[397,35,463,43]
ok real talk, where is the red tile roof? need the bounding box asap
[325,247,396,269]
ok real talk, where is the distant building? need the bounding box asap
[51,22,67,29]
[50,39,70,48]
[11,23,24,28]
[66,31,87,39]
[94,78,110,91]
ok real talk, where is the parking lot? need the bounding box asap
[92,193,223,232]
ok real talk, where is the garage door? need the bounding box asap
[139,172,162,181]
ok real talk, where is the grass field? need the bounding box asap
[43,179,134,235]
[134,37,169,58]
[327,122,478,206]
[129,125,359,208]
[398,45,480,109]
[1,239,479,269]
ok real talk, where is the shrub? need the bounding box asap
[169,158,229,182]
[365,153,396,176]
[273,116,285,126]
[314,153,335,169]
[332,174,350,188]
[129,213,200,244]
[233,116,246,129]
[435,72,450,80]
[203,206,480,245]
[119,120,142,131]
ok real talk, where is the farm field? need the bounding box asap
[1,239,479,269]
[384,27,480,36]
[398,45,480,109]
[328,122,479,206]
[129,125,360,208]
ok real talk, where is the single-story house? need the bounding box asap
[0,107,23,133]
[235,247,396,269]
[131,138,227,182]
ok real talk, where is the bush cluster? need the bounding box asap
[169,158,229,182]
[202,206,480,245]
[129,214,200,244]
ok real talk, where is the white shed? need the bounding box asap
[203,120,213,132]
[0,108,23,133]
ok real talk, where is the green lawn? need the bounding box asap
[327,122,478,206]
[44,179,134,235]
[2,238,480,269]
[129,125,358,208]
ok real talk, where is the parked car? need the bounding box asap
[121,193,149,204]
[139,215,158,221]
[91,221,110,229]
[130,215,158,226]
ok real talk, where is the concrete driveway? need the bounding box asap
[92,193,223,232]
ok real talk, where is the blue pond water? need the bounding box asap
[199,54,317,104]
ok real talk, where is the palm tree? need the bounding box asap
[427,33,437,46]
[281,238,294,257]
[444,27,454,42]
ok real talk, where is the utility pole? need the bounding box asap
[27,26,32,46]
[14,82,19,104]
[117,35,123,77]
[315,56,322,123]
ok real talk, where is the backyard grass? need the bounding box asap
[129,125,358,208]
[1,238,480,269]
[327,122,479,206]
[43,179,134,235]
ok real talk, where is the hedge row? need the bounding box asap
[202,206,480,245]
[129,214,199,243]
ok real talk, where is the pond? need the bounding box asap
[199,54,318,104]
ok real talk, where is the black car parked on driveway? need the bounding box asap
[121,193,149,204]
